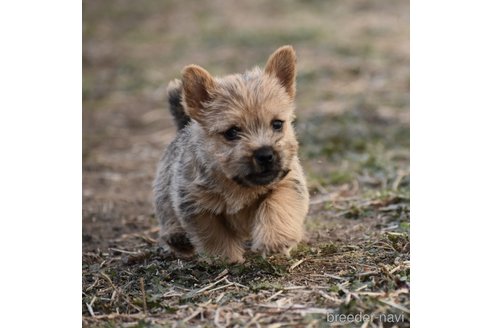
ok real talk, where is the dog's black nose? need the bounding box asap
[254,146,275,165]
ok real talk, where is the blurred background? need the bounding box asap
[83,0,409,250]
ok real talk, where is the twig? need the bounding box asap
[215,269,229,280]
[193,276,228,296]
[260,303,332,315]
[215,292,225,303]
[309,193,333,205]
[207,282,234,294]
[87,313,145,320]
[392,171,408,191]
[283,286,307,290]
[389,265,401,274]
[85,298,96,317]
[109,248,141,255]
[183,309,202,323]
[99,272,117,290]
[379,299,410,313]
[317,273,347,281]
[99,272,141,312]
[140,278,147,315]
[317,290,342,304]
[225,278,248,289]
[138,234,157,244]
[162,291,183,298]
[265,290,283,302]
[289,259,305,272]
[245,313,263,328]
[357,291,385,297]
[85,277,100,292]
[214,308,225,328]
[355,271,379,277]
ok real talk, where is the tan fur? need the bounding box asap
[153,45,309,263]
[182,65,216,123]
[265,45,297,99]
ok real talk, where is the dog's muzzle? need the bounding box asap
[231,146,290,187]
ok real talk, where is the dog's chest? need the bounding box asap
[193,186,265,216]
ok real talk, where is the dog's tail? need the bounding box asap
[167,79,190,130]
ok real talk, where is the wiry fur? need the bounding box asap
[167,79,190,130]
[154,46,309,263]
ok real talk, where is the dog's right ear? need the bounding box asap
[181,65,215,122]
[265,45,296,100]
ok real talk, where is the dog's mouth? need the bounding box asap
[245,170,280,186]
[234,168,290,187]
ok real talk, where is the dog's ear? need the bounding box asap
[181,65,216,121]
[265,45,296,99]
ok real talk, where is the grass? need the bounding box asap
[83,0,409,326]
[83,230,409,326]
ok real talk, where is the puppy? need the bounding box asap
[153,46,309,263]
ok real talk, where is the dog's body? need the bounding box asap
[153,46,309,263]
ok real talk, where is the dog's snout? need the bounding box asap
[254,146,275,165]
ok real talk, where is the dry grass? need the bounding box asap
[83,194,409,327]
[83,0,409,326]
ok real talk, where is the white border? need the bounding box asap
[1,0,492,326]
[0,1,81,326]
[412,0,492,326]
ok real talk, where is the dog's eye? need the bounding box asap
[272,120,284,131]
[223,127,241,141]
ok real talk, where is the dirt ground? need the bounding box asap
[83,0,409,326]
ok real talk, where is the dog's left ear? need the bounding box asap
[181,64,216,123]
[265,45,296,99]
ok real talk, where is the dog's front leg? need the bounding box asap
[251,175,309,257]
[180,212,246,263]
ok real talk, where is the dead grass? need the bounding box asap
[83,0,409,326]
[83,216,409,326]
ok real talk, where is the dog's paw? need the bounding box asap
[251,240,296,258]
[227,254,245,264]
[165,233,195,257]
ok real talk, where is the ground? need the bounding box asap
[83,0,409,327]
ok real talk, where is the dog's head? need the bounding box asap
[181,46,299,187]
